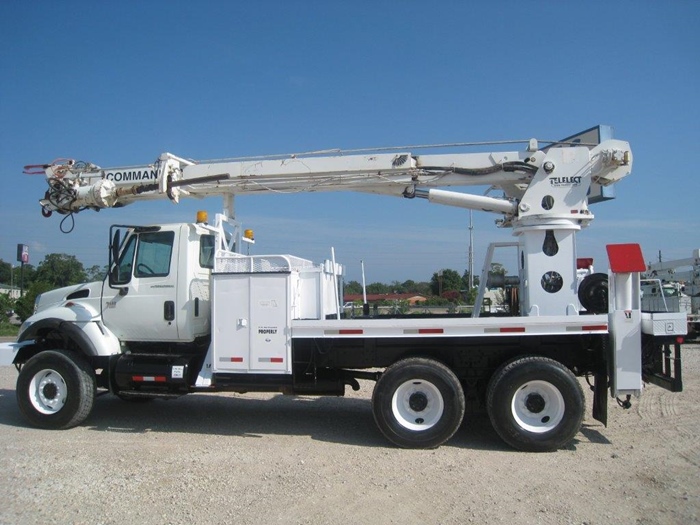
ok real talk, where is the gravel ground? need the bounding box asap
[0,338,698,525]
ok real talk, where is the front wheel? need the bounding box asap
[372,358,465,449]
[487,356,584,452]
[17,350,96,429]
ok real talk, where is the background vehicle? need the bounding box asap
[643,249,700,337]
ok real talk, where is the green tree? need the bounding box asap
[366,282,390,294]
[490,262,507,278]
[430,269,462,297]
[400,279,416,293]
[412,281,432,296]
[85,264,108,282]
[14,281,54,321]
[35,254,86,288]
[0,259,10,284]
[19,264,36,290]
[461,270,480,288]
[0,291,18,335]
[0,259,35,290]
[389,280,404,293]
[344,280,363,294]
[0,292,14,314]
[461,270,480,303]
[424,295,451,306]
[389,299,410,314]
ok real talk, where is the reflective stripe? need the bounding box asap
[500,327,525,333]
[483,327,526,333]
[404,328,444,334]
[582,325,608,331]
[132,376,167,382]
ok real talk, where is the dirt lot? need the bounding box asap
[0,339,698,525]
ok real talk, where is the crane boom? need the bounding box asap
[28,133,631,231]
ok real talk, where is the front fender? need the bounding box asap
[16,311,121,364]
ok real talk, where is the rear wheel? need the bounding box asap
[487,356,584,452]
[372,358,465,449]
[17,350,96,429]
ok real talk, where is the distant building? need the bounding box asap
[0,284,22,300]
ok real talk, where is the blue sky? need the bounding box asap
[1,1,698,284]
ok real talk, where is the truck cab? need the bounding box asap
[104,222,213,344]
[18,221,216,363]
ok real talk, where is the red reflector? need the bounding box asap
[231,357,243,363]
[677,336,685,344]
[270,357,284,363]
[606,243,646,273]
[418,328,444,334]
[339,329,363,335]
[582,325,608,331]
[500,327,525,333]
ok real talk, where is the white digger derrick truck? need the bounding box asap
[642,249,700,338]
[5,126,686,451]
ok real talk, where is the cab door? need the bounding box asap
[102,227,181,342]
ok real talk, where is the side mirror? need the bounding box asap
[111,229,121,269]
[108,229,121,287]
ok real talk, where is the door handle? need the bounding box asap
[164,301,175,321]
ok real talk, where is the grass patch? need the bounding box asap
[0,324,19,337]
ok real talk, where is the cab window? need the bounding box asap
[134,231,175,277]
[200,234,215,269]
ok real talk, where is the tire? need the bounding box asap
[372,358,465,449]
[16,350,96,429]
[487,356,584,452]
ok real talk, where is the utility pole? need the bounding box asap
[468,210,474,289]
[361,260,369,316]
[16,244,29,297]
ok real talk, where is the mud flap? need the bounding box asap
[592,370,608,426]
